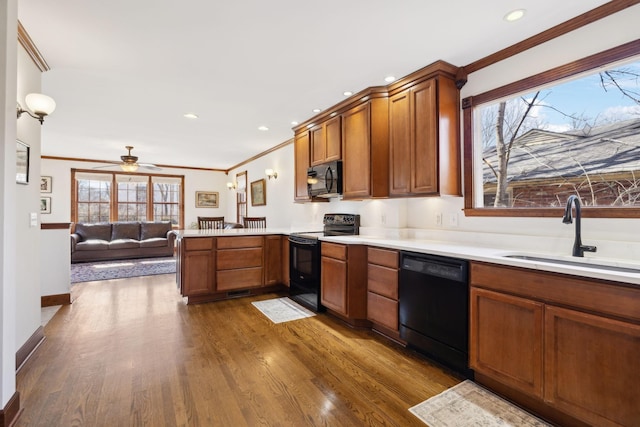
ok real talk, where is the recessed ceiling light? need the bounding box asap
[291,121,299,126]
[312,108,321,113]
[384,76,396,83]
[343,91,353,96]
[258,126,269,131]
[504,9,526,22]
[183,113,198,119]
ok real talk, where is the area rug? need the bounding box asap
[71,257,176,283]
[251,297,316,324]
[409,380,552,427]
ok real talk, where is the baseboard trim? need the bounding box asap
[0,392,20,427]
[41,293,72,307]
[16,326,45,373]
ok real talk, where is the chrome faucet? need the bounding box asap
[562,195,597,257]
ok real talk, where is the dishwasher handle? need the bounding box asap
[401,253,468,283]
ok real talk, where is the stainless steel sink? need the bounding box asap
[502,254,640,274]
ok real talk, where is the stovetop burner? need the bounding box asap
[290,214,360,241]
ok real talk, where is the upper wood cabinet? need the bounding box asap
[389,74,461,196]
[342,97,389,199]
[310,115,341,166]
[294,131,310,202]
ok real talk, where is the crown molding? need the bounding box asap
[18,20,50,72]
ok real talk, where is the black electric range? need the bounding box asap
[288,214,360,311]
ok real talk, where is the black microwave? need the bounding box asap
[307,160,342,198]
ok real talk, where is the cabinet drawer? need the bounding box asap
[367,264,398,299]
[367,247,398,268]
[217,236,263,249]
[184,237,214,251]
[367,292,398,331]
[217,268,263,290]
[217,248,263,270]
[322,242,347,260]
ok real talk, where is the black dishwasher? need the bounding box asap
[399,251,471,377]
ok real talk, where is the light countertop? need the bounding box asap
[176,229,640,286]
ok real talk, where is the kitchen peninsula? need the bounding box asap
[176,228,291,304]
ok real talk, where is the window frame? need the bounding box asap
[71,169,185,228]
[462,39,640,218]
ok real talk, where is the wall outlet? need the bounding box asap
[448,212,458,227]
[435,212,442,227]
[381,213,386,225]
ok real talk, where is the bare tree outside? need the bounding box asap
[479,59,640,208]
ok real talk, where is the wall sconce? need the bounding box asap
[265,169,278,180]
[17,93,56,125]
[227,182,236,190]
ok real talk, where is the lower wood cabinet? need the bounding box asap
[216,236,264,291]
[321,242,367,323]
[179,235,286,303]
[180,237,215,296]
[470,287,544,399]
[366,247,399,333]
[544,306,640,427]
[470,261,640,427]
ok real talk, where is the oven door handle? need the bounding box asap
[288,236,319,245]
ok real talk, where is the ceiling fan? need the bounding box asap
[94,146,161,172]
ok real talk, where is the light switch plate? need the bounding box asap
[30,212,38,228]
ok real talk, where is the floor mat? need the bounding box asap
[409,380,552,427]
[251,297,316,324]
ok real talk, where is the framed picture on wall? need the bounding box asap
[195,191,219,208]
[41,176,52,193]
[40,197,51,214]
[16,140,30,185]
[250,179,266,206]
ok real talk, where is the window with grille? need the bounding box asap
[73,170,184,227]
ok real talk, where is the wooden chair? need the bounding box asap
[243,216,266,229]
[198,216,224,230]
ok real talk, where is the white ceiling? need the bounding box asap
[18,0,611,170]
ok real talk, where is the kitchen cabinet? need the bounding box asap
[264,235,283,286]
[179,237,216,297]
[216,236,264,291]
[321,242,368,325]
[389,79,438,195]
[470,287,544,398]
[367,247,399,335]
[310,115,341,166]
[470,261,640,427]
[388,63,461,196]
[294,131,310,202]
[341,97,389,199]
[178,234,286,303]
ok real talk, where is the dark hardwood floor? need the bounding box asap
[17,274,460,426]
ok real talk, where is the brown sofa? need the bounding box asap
[71,221,177,263]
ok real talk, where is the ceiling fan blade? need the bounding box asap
[139,163,162,171]
[92,164,119,169]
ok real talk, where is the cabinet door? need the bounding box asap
[389,79,438,196]
[411,79,438,194]
[545,306,640,427]
[342,103,371,199]
[324,115,342,161]
[294,131,310,201]
[321,256,348,315]
[310,124,326,166]
[264,235,283,286]
[470,287,544,399]
[182,250,215,296]
[389,90,411,195]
